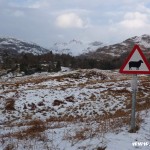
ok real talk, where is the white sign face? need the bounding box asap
[123,50,149,71]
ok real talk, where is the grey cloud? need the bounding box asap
[1,0,150,49]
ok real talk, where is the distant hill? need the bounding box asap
[1,35,150,61]
[0,37,49,56]
[0,37,105,57]
[83,34,150,59]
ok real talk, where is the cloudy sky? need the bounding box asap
[1,0,150,48]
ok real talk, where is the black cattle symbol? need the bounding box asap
[129,60,143,70]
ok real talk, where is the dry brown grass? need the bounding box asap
[2,89,18,94]
[62,108,144,145]
[3,119,47,140]
[1,71,150,150]
[60,110,141,144]
[1,107,147,150]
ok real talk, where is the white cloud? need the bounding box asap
[1,0,150,47]
[55,13,85,28]
[28,1,50,9]
[13,10,24,17]
[136,3,150,13]
[120,12,148,28]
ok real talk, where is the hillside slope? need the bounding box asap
[84,34,150,59]
[0,69,150,149]
[0,37,49,56]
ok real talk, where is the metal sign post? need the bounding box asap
[119,45,150,132]
[131,74,137,131]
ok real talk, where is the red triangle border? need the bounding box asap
[119,45,150,74]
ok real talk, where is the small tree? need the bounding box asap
[55,61,61,72]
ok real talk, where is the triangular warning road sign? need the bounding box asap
[119,45,150,74]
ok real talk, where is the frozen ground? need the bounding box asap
[0,69,150,150]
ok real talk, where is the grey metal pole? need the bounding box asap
[131,74,137,131]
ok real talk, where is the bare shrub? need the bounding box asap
[89,93,96,101]
[52,100,66,106]
[38,101,45,106]
[4,144,15,150]
[65,96,75,102]
[97,147,106,150]
[5,98,15,111]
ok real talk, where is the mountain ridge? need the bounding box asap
[83,34,150,59]
[0,34,150,59]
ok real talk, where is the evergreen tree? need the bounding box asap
[55,61,61,72]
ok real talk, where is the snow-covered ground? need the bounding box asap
[0,69,150,150]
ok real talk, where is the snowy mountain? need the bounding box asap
[0,37,49,55]
[51,39,105,56]
[84,34,150,59]
[1,34,150,59]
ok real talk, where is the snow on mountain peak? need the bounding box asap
[128,34,150,48]
[51,39,105,56]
